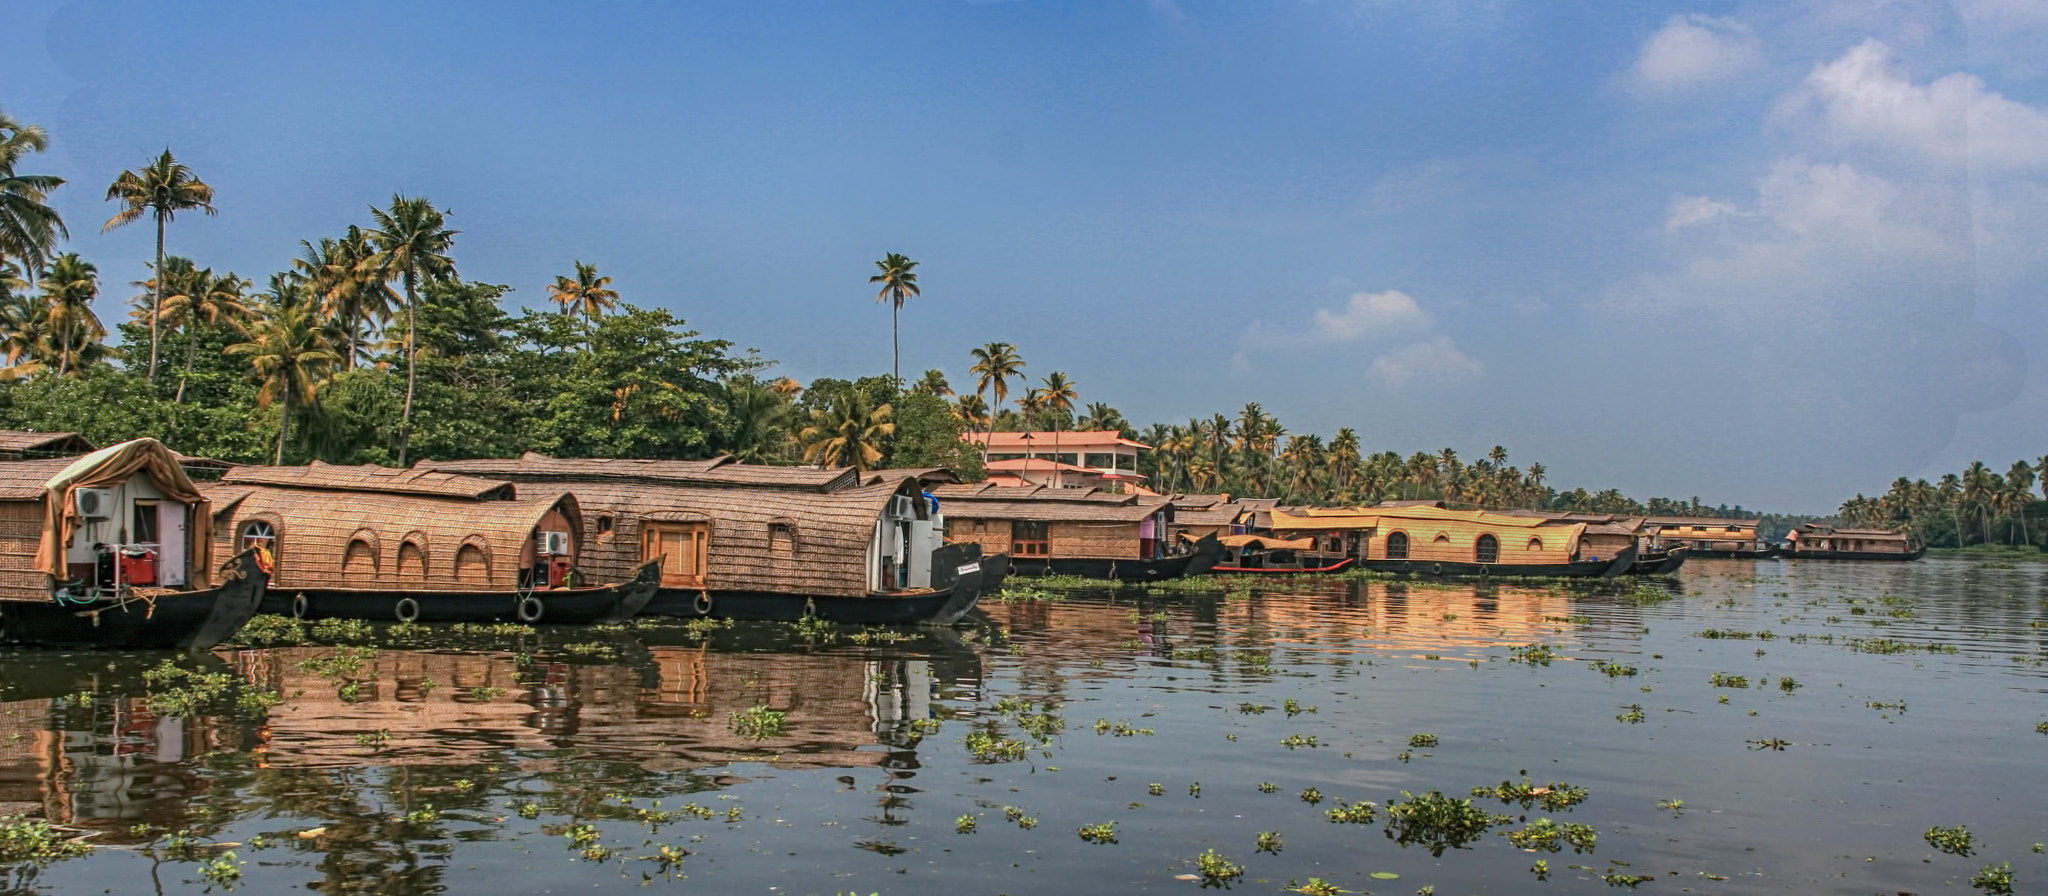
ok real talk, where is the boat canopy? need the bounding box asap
[31,438,214,586]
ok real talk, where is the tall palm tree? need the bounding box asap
[228,300,341,464]
[160,269,251,404]
[39,253,102,378]
[547,260,619,321]
[1039,371,1079,427]
[366,195,458,465]
[799,389,895,472]
[869,253,919,383]
[102,149,216,382]
[0,286,54,380]
[0,108,67,277]
[969,341,1025,462]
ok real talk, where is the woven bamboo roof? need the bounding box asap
[1273,504,1557,532]
[932,485,1161,524]
[420,453,858,491]
[1797,524,1908,540]
[1215,533,1315,550]
[1172,505,1245,527]
[0,457,87,501]
[863,468,960,487]
[223,461,516,499]
[0,430,94,458]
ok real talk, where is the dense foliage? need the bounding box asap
[1838,460,2047,549]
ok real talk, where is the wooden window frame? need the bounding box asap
[1012,520,1050,556]
[1385,531,1409,560]
[1475,533,1500,564]
[643,521,711,588]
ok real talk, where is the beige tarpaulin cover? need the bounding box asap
[1206,533,1317,550]
[31,438,214,587]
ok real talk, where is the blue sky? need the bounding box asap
[12,0,2048,512]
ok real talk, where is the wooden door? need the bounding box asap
[642,522,709,587]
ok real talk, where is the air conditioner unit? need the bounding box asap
[74,488,114,520]
[890,495,917,519]
[540,531,572,556]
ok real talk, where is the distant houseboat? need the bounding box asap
[0,439,268,649]
[418,455,985,625]
[1645,516,1773,558]
[1780,524,1923,561]
[204,462,658,623]
[933,482,1222,581]
[1271,504,1635,578]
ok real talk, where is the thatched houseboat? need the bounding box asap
[1646,516,1772,558]
[1271,504,1635,577]
[0,439,267,648]
[203,462,657,623]
[416,454,985,624]
[932,482,1221,581]
[0,430,97,460]
[1781,524,1922,560]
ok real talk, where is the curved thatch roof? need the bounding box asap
[223,461,515,499]
[0,430,94,459]
[210,484,579,592]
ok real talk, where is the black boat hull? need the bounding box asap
[1628,547,1690,575]
[1779,546,1925,562]
[1008,533,1224,582]
[642,543,987,625]
[263,560,661,624]
[1360,544,1636,579]
[0,550,270,650]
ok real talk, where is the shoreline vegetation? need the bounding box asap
[1,108,2037,540]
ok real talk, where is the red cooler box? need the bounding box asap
[119,548,158,586]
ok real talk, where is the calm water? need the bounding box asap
[2,556,2044,894]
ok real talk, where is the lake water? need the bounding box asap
[1,556,2044,894]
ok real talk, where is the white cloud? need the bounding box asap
[1665,194,1740,231]
[1628,15,1763,94]
[1775,39,2048,171]
[1312,290,1431,341]
[1367,337,1484,387]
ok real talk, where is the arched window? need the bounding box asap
[239,520,276,553]
[455,543,490,583]
[1526,536,1543,552]
[1476,533,1499,564]
[1433,532,1451,544]
[1386,531,1409,559]
[768,522,796,560]
[398,542,427,578]
[342,538,378,575]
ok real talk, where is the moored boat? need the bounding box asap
[1628,546,1690,575]
[1273,504,1637,579]
[0,438,269,649]
[1779,525,1923,561]
[204,462,657,623]
[1206,534,1358,575]
[930,482,1224,582]
[419,455,985,625]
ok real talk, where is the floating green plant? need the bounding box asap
[1709,673,1751,688]
[198,851,244,886]
[1926,825,1976,856]
[0,815,93,864]
[1194,848,1244,884]
[1258,782,1279,793]
[1408,733,1439,748]
[1286,879,1347,895]
[1777,676,1802,693]
[1003,806,1038,829]
[1616,704,1645,723]
[1509,644,1558,665]
[1847,637,1958,655]
[1256,830,1283,853]
[730,704,788,740]
[1325,800,1379,824]
[1382,790,1502,856]
[1236,702,1269,715]
[1656,798,1684,815]
[964,729,1028,762]
[1474,778,1590,811]
[1589,659,1638,677]
[1530,858,1550,880]
[1148,782,1164,796]
[1299,787,1324,805]
[1284,699,1317,716]
[1280,734,1321,749]
[1696,629,1753,640]
[955,814,977,834]
[1971,862,2014,895]
[1077,821,1118,844]
[1504,818,1597,853]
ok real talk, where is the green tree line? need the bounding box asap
[1838,460,2047,549]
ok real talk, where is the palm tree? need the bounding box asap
[0,108,67,276]
[799,389,895,472]
[366,195,458,465]
[869,253,919,383]
[102,149,216,382]
[297,225,389,370]
[910,369,952,397]
[547,260,619,321]
[969,341,1025,461]
[160,269,252,404]
[39,253,102,378]
[228,300,341,464]
[724,379,795,464]
[951,393,990,433]
[1039,371,1079,427]
[0,286,54,380]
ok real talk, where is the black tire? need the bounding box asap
[1432,562,1443,576]
[802,597,817,619]
[694,591,713,615]
[291,593,309,619]
[517,596,544,623]
[394,598,420,623]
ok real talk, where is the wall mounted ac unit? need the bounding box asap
[890,495,917,519]
[74,488,114,520]
[540,531,572,556]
